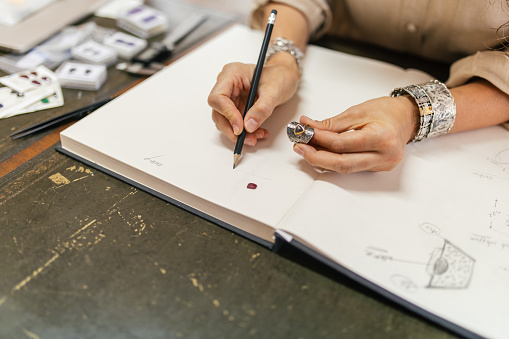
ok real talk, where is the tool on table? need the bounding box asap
[10,97,113,139]
[116,13,208,75]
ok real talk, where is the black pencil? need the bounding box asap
[10,97,113,140]
[233,9,277,169]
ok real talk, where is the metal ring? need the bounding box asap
[287,121,314,144]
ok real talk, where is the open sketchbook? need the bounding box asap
[58,24,509,338]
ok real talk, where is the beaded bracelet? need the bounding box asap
[391,80,456,142]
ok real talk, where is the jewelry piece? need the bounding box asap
[265,37,304,74]
[391,80,456,142]
[287,121,314,144]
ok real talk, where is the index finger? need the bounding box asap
[208,80,245,136]
[309,128,383,154]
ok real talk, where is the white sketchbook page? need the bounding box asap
[60,25,430,237]
[278,126,509,338]
[61,25,316,232]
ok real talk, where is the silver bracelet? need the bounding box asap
[391,80,456,142]
[265,37,304,74]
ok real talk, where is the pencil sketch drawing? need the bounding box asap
[490,148,509,173]
[377,222,476,291]
[426,240,475,289]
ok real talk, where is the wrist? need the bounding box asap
[265,51,301,78]
[395,95,420,143]
[265,37,304,75]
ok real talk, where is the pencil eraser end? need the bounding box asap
[271,9,277,15]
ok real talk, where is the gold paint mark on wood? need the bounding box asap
[13,252,60,292]
[72,176,89,182]
[70,219,96,238]
[22,329,41,339]
[48,172,70,186]
[189,275,204,292]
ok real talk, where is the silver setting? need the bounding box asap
[420,80,456,139]
[265,37,304,74]
[391,80,456,142]
[287,121,314,144]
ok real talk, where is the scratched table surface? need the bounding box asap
[0,1,459,338]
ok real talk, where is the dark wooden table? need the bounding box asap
[0,1,458,338]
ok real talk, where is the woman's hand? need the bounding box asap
[208,52,300,146]
[293,96,420,173]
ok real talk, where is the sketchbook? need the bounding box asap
[58,24,509,339]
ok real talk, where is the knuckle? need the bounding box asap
[330,155,351,174]
[333,162,351,174]
[379,137,399,153]
[392,149,405,163]
[211,111,220,124]
[320,118,335,130]
[330,138,345,153]
[221,62,237,72]
[253,100,274,119]
[374,150,404,172]
[207,92,218,107]
[386,149,405,168]
[306,155,319,167]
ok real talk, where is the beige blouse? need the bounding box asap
[251,0,509,98]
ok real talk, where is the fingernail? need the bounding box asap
[232,123,240,135]
[245,138,255,146]
[245,118,258,132]
[293,145,304,156]
[255,129,269,139]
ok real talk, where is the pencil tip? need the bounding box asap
[233,154,241,169]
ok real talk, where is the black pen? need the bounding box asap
[233,9,277,169]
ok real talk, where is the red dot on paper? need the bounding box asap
[247,183,257,190]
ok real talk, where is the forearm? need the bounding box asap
[449,78,509,133]
[262,3,309,51]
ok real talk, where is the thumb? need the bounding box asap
[300,114,354,133]
[244,93,279,133]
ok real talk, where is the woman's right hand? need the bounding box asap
[208,52,301,146]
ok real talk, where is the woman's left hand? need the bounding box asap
[292,96,420,173]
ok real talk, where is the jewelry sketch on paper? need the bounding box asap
[425,239,474,289]
[471,148,509,181]
[489,148,509,173]
[366,222,475,292]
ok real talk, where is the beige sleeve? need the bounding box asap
[250,0,332,40]
[446,50,509,128]
[446,50,509,95]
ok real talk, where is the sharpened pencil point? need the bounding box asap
[233,154,241,169]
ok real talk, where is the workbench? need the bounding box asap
[0,1,458,337]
